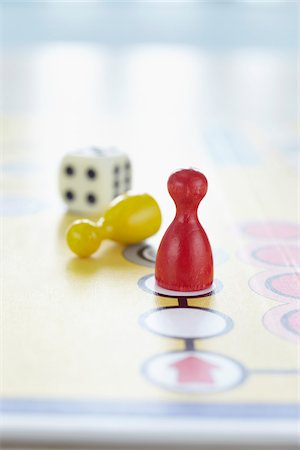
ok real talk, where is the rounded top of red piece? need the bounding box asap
[167,168,208,207]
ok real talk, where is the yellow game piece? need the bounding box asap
[66,220,103,258]
[66,193,162,257]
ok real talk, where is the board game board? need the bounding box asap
[1,114,299,449]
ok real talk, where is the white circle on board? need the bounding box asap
[145,274,214,297]
[123,243,155,268]
[143,351,246,394]
[141,307,232,339]
[142,245,156,263]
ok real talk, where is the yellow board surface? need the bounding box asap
[2,116,299,403]
[2,116,298,414]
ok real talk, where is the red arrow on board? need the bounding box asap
[170,356,219,384]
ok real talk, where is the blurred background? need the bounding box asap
[2,2,298,192]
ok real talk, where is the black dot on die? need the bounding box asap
[114,180,119,189]
[114,166,120,175]
[65,190,75,201]
[86,168,97,179]
[125,176,131,185]
[65,165,75,176]
[86,193,97,204]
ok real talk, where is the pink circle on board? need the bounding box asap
[266,273,300,299]
[252,246,300,268]
[242,222,300,240]
[249,270,300,304]
[263,304,300,344]
[284,310,300,336]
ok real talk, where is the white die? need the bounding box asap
[59,147,132,214]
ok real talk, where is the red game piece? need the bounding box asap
[155,169,213,292]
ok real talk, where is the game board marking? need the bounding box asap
[249,270,300,304]
[139,305,233,340]
[123,243,156,268]
[265,273,300,300]
[1,398,299,419]
[263,304,300,344]
[139,306,233,340]
[281,309,300,336]
[239,225,300,345]
[241,222,300,240]
[252,246,300,268]
[238,244,300,270]
[137,244,156,263]
[178,297,188,308]
[185,339,195,351]
[141,350,247,394]
[138,274,222,299]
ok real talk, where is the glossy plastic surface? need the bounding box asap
[66,193,162,257]
[155,169,213,291]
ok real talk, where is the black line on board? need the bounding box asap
[178,297,188,308]
[185,339,195,351]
